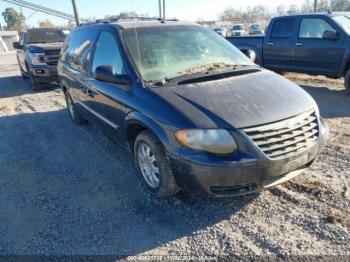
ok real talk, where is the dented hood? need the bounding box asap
[152,70,317,129]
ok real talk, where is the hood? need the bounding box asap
[27,42,64,53]
[152,70,317,129]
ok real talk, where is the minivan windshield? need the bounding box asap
[332,15,350,35]
[122,25,253,82]
[25,29,67,44]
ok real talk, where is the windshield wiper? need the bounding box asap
[176,62,238,77]
[151,64,256,87]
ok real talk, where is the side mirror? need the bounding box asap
[323,30,340,40]
[13,42,23,49]
[95,65,131,86]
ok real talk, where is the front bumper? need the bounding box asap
[30,65,58,84]
[170,120,328,197]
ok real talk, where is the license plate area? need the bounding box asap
[282,154,309,174]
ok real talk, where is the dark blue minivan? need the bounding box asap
[58,19,328,198]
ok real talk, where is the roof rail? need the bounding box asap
[79,16,179,26]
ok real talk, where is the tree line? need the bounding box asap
[1,0,350,32]
[218,0,350,25]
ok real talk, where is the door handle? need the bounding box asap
[86,89,95,98]
[267,42,274,46]
[296,42,305,47]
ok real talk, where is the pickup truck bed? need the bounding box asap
[226,36,264,65]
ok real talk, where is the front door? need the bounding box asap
[89,30,130,140]
[291,17,344,76]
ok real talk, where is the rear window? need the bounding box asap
[271,19,295,39]
[26,29,67,44]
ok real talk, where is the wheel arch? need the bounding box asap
[124,111,170,155]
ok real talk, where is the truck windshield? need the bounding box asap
[332,15,350,35]
[122,25,253,82]
[25,29,66,44]
[232,25,243,30]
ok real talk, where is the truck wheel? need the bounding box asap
[345,69,350,94]
[20,68,28,79]
[26,65,42,91]
[134,130,180,198]
[64,91,87,125]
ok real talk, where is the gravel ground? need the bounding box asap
[0,54,349,259]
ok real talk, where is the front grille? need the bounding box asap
[45,49,61,55]
[44,49,60,66]
[243,110,319,159]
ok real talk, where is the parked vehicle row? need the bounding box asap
[227,12,350,92]
[55,19,327,198]
[214,24,264,38]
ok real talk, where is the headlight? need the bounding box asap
[29,53,46,66]
[175,129,238,154]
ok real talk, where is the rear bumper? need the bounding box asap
[170,121,328,197]
[30,65,58,83]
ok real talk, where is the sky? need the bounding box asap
[0,0,306,27]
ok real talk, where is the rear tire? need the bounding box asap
[344,69,350,95]
[134,130,180,198]
[64,90,87,125]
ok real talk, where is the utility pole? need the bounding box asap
[71,0,80,26]
[314,0,318,12]
[158,0,162,19]
[158,0,166,21]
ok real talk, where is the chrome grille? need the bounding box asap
[44,49,60,66]
[243,110,319,159]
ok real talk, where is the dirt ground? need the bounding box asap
[0,53,349,258]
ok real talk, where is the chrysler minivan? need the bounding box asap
[58,18,328,198]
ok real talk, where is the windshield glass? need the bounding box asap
[232,25,243,30]
[25,29,66,44]
[332,15,350,35]
[122,25,253,82]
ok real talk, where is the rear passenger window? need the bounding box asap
[271,19,295,39]
[299,18,335,39]
[92,31,124,75]
[61,29,98,75]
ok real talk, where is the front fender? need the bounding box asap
[124,111,180,157]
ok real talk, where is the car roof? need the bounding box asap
[274,11,350,20]
[112,20,198,29]
[77,19,199,31]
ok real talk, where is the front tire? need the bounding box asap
[134,131,179,198]
[64,91,87,125]
[344,68,350,95]
[26,64,42,91]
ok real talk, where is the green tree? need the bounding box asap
[1,7,25,31]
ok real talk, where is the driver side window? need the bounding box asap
[299,18,335,39]
[92,31,124,75]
